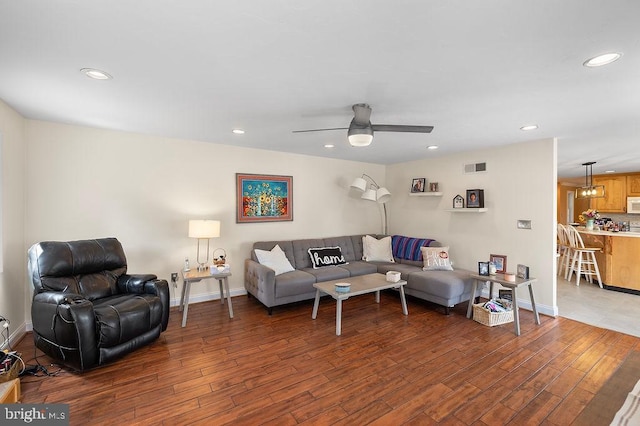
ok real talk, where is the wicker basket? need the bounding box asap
[0,353,21,383]
[473,303,513,327]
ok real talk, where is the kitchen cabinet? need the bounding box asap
[594,175,627,213]
[627,174,640,196]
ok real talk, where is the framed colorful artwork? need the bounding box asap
[236,173,293,223]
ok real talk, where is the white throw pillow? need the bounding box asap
[421,246,454,271]
[254,244,295,275]
[362,235,395,262]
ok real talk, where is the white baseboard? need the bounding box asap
[170,288,247,307]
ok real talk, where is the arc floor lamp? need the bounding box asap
[350,174,392,234]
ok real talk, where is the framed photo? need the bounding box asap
[478,261,490,276]
[411,178,426,193]
[490,254,507,274]
[498,289,513,302]
[236,173,293,223]
[517,264,530,279]
[429,182,439,192]
[453,194,464,209]
[466,189,484,208]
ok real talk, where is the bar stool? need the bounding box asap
[565,225,603,288]
[556,223,572,278]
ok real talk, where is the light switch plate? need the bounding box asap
[517,220,532,229]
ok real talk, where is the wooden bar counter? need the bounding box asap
[578,228,640,292]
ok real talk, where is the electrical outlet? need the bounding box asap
[171,273,178,283]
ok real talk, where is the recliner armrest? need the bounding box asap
[117,274,158,294]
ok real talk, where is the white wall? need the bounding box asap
[0,99,27,347]
[386,138,558,315]
[24,120,386,308]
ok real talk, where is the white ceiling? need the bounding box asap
[1,1,639,178]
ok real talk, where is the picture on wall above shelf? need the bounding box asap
[409,192,442,197]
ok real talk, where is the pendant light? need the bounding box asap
[575,162,605,199]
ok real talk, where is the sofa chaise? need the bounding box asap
[244,234,474,315]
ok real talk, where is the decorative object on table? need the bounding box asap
[334,282,351,293]
[183,257,190,272]
[429,182,439,192]
[478,261,490,276]
[350,174,392,234]
[504,272,516,282]
[453,194,465,209]
[212,248,227,266]
[575,161,605,199]
[517,264,530,279]
[411,177,426,193]
[236,173,293,223]
[189,219,221,271]
[209,263,230,274]
[489,254,507,273]
[579,208,600,230]
[386,271,401,283]
[466,189,484,208]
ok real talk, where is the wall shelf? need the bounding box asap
[409,192,443,197]
[445,208,488,212]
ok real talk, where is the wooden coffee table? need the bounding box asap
[311,273,408,336]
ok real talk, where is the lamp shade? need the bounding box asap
[350,177,367,192]
[376,187,391,203]
[361,189,377,201]
[188,220,220,238]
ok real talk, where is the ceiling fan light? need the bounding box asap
[348,133,373,147]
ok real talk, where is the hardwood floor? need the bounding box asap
[13,291,640,425]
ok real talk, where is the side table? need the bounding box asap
[180,269,233,327]
[466,273,540,336]
[0,378,21,403]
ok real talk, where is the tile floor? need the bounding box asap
[557,274,640,337]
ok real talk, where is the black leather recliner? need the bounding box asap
[28,238,170,371]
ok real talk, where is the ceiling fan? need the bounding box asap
[293,103,434,147]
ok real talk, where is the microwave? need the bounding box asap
[628,197,640,214]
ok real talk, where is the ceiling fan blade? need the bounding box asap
[352,103,372,125]
[371,124,434,133]
[292,127,348,133]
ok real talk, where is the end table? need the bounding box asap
[180,269,233,327]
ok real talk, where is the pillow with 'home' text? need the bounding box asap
[421,246,454,271]
[308,247,348,269]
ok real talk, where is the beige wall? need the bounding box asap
[0,99,26,346]
[24,120,386,308]
[386,138,558,315]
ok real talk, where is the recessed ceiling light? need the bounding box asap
[232,129,245,134]
[583,52,622,67]
[80,68,112,80]
[520,125,538,131]
[426,145,439,150]
[324,144,335,148]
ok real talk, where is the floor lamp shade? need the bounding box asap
[350,177,368,192]
[188,220,220,238]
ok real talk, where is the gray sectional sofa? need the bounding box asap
[244,234,474,314]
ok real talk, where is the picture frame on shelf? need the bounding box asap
[411,178,426,193]
[517,264,530,279]
[453,194,465,209]
[466,189,484,208]
[489,254,507,273]
[236,173,293,223]
[478,261,490,276]
[429,182,439,192]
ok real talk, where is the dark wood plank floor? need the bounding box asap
[13,291,640,425]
